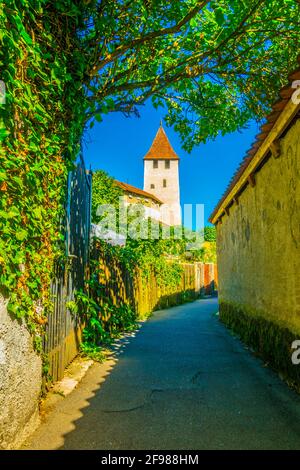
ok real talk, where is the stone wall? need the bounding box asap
[0,296,42,449]
[216,118,300,385]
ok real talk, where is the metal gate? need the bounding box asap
[43,154,92,383]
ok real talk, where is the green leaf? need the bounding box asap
[21,29,33,45]
[15,229,27,241]
[7,206,19,218]
[215,8,225,26]
[12,176,23,187]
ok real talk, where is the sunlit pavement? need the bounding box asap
[24,298,300,450]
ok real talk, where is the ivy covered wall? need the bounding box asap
[0,2,88,449]
[0,1,87,338]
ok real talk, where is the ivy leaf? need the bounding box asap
[215,8,225,26]
[15,229,27,241]
[21,29,33,45]
[14,16,33,45]
[12,176,23,187]
[32,207,42,219]
[7,206,19,218]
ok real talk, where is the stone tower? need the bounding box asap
[143,124,181,226]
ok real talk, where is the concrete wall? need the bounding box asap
[216,119,300,384]
[0,296,42,449]
[144,159,181,225]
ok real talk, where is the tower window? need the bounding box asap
[150,183,155,189]
[163,179,167,188]
[165,160,170,169]
[153,161,158,169]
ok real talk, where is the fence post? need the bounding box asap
[43,155,92,385]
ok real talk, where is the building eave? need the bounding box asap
[209,60,300,225]
[114,180,163,205]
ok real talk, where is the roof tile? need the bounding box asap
[143,125,179,160]
[209,60,300,223]
[114,180,163,205]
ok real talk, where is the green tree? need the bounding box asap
[3,2,299,148]
[82,0,300,150]
[204,226,216,242]
[92,170,124,223]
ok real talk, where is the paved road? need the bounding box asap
[25,298,300,450]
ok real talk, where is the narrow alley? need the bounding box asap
[24,299,300,450]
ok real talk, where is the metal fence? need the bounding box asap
[43,155,92,384]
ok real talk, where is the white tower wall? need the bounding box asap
[144,159,181,226]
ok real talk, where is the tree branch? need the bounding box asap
[89,0,210,77]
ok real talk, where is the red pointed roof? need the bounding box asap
[143,125,179,160]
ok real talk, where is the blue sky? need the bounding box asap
[83,102,260,225]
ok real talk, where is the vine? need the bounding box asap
[75,261,138,360]
[0,1,88,344]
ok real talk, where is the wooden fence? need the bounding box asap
[91,242,218,319]
[43,155,92,384]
